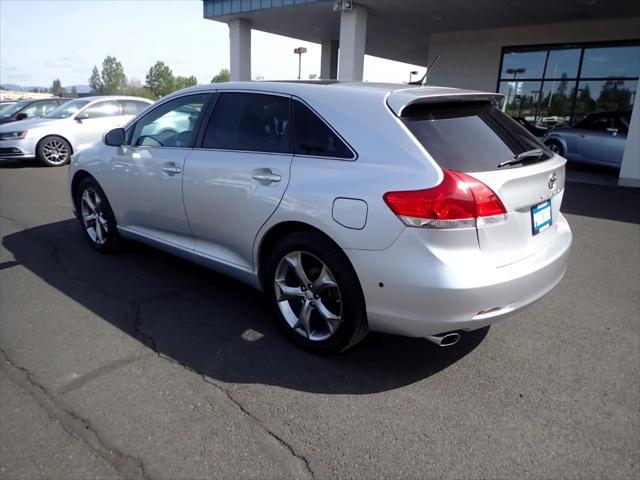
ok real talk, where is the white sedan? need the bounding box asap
[0,96,152,166]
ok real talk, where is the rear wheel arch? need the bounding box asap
[257,221,353,288]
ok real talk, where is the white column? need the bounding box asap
[229,18,251,81]
[619,82,640,184]
[337,4,367,81]
[320,40,339,79]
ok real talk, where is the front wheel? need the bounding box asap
[545,140,564,156]
[265,232,368,353]
[75,177,123,253]
[37,135,72,166]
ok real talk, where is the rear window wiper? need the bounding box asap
[497,148,546,168]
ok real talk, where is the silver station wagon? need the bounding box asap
[68,81,572,353]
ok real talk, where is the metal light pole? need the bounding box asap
[294,47,307,80]
[409,70,418,83]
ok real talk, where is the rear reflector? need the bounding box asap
[383,169,507,229]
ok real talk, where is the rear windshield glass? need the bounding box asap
[401,102,550,172]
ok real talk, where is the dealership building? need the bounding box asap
[203,0,640,183]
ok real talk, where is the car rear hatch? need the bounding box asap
[387,88,566,267]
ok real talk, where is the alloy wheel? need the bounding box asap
[274,251,343,341]
[80,188,109,245]
[547,143,561,154]
[42,139,69,165]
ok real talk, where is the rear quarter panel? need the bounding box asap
[254,88,443,267]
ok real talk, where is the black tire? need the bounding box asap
[545,140,564,156]
[37,135,72,167]
[264,231,368,354]
[75,177,123,253]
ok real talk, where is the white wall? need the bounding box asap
[426,17,640,91]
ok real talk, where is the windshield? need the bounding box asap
[1,100,31,118]
[401,101,550,172]
[0,103,17,114]
[45,99,91,119]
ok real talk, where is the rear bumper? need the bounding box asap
[345,213,572,337]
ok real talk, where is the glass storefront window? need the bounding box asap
[498,80,542,119]
[538,79,577,127]
[500,50,546,78]
[581,46,640,78]
[574,80,638,121]
[499,42,639,126]
[545,48,581,79]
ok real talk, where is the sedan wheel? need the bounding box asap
[274,251,343,341]
[546,141,563,155]
[38,136,71,166]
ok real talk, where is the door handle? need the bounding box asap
[251,171,281,184]
[162,163,182,175]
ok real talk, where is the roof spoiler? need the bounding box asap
[387,88,504,116]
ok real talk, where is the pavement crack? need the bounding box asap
[202,377,315,479]
[0,348,151,480]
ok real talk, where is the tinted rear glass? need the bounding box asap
[401,102,550,172]
[292,100,353,159]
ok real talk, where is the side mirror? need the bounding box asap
[15,113,27,121]
[606,127,619,136]
[75,112,90,122]
[104,128,126,147]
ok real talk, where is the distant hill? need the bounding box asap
[0,83,92,94]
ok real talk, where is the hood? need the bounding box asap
[0,117,63,132]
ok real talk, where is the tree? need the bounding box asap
[70,86,78,97]
[121,78,156,100]
[89,56,127,94]
[174,75,198,91]
[89,66,103,93]
[50,78,66,96]
[145,61,174,98]
[101,56,127,94]
[211,68,230,83]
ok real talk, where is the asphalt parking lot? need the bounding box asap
[0,161,638,479]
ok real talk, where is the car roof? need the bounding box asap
[72,95,153,103]
[169,81,502,116]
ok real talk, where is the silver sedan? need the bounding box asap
[0,96,152,166]
[543,110,630,168]
[68,82,572,353]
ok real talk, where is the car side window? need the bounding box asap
[20,103,44,118]
[119,100,149,116]
[82,101,122,119]
[202,93,292,154]
[292,100,353,159]
[578,114,615,132]
[131,94,207,148]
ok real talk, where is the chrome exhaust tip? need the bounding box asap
[426,331,461,347]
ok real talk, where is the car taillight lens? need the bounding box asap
[383,169,507,229]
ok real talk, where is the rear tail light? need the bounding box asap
[383,169,507,229]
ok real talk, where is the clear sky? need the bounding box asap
[0,0,424,88]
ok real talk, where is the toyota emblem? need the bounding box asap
[548,172,557,190]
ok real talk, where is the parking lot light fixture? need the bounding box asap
[294,47,308,79]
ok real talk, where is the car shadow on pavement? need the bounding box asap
[0,159,49,169]
[3,219,488,394]
[563,181,640,224]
